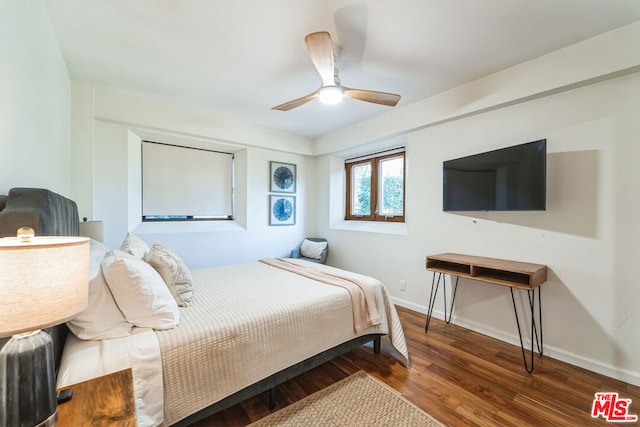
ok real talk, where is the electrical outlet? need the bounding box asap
[400,280,406,292]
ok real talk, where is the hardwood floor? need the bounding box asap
[194,306,640,426]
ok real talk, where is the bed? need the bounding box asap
[0,188,409,426]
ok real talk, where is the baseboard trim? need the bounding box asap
[390,297,640,387]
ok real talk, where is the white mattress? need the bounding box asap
[58,259,409,426]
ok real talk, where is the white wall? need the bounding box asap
[0,1,70,195]
[314,23,640,385]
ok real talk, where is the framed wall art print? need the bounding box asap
[269,195,296,226]
[270,161,296,193]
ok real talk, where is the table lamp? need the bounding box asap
[79,217,104,243]
[0,228,89,426]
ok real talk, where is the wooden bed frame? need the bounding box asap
[1,187,382,425]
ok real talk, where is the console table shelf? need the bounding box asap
[426,253,547,290]
[425,253,548,372]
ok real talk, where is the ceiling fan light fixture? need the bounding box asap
[318,85,344,105]
[271,31,400,111]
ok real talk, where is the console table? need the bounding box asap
[425,253,548,372]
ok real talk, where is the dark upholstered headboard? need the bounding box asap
[0,187,81,374]
[0,187,79,238]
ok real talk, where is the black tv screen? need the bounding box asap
[443,139,546,211]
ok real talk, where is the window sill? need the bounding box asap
[133,219,246,234]
[330,219,408,235]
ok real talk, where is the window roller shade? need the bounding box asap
[142,142,233,218]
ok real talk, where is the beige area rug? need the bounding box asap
[249,371,443,427]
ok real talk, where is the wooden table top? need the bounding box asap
[57,368,136,426]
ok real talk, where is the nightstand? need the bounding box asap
[56,368,136,426]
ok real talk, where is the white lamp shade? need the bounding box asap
[79,220,104,243]
[0,236,90,336]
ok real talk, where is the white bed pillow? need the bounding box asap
[300,239,327,260]
[102,250,180,330]
[67,240,134,340]
[145,244,194,307]
[120,232,150,259]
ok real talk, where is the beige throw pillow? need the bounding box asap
[300,239,327,260]
[145,244,194,307]
[120,232,150,259]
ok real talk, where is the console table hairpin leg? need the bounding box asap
[511,286,543,373]
[424,272,459,333]
[425,271,544,373]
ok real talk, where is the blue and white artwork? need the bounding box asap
[269,195,295,225]
[270,161,296,193]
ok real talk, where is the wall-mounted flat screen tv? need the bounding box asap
[443,139,546,211]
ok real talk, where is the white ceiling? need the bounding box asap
[45,0,640,139]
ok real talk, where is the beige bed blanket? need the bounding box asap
[155,259,409,425]
[260,258,381,333]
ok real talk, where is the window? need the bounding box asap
[345,148,405,222]
[142,141,234,221]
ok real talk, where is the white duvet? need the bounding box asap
[58,259,409,426]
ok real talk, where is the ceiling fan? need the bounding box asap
[272,31,401,111]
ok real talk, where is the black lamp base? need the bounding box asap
[0,330,58,426]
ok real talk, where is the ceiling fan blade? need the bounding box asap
[272,91,319,111]
[304,31,336,86]
[343,87,401,107]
